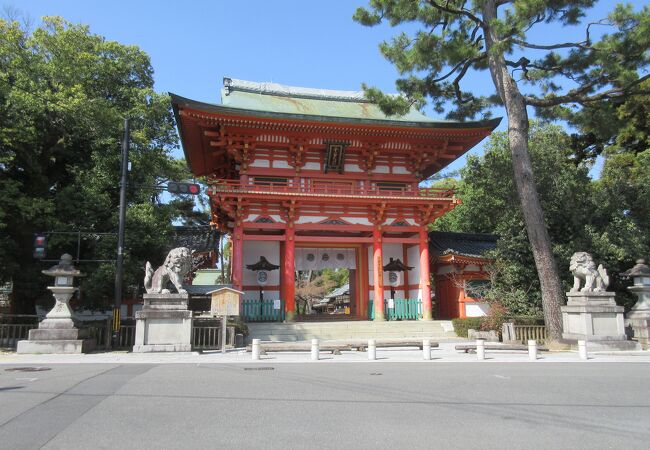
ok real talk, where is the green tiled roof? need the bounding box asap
[221,78,440,123]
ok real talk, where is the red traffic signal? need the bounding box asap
[34,234,47,259]
[167,182,201,195]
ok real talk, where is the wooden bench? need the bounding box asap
[246,339,439,355]
[455,343,548,353]
[348,339,439,351]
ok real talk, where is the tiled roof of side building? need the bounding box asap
[428,231,498,259]
[170,226,220,254]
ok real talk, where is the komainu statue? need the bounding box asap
[569,252,610,293]
[144,247,192,294]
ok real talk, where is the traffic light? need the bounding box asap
[34,234,47,259]
[167,182,201,195]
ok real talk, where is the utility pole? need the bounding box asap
[113,118,129,348]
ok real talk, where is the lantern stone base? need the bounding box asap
[17,318,95,354]
[625,310,650,350]
[133,294,192,353]
[561,292,640,351]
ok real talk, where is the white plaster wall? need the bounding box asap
[242,241,280,286]
[272,160,291,169]
[269,215,284,223]
[245,214,259,222]
[464,264,481,272]
[342,217,372,225]
[407,244,422,300]
[249,159,270,168]
[304,162,320,170]
[436,265,455,275]
[295,216,328,224]
[374,165,389,174]
[407,245,421,283]
[367,243,407,285]
[344,163,362,172]
[392,166,410,174]
[465,302,490,317]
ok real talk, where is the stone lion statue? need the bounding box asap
[569,251,609,293]
[144,247,192,294]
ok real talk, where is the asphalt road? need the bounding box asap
[0,362,648,449]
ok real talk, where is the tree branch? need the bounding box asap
[511,38,589,50]
[427,0,486,28]
[525,74,650,107]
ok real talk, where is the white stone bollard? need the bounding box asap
[578,340,588,360]
[423,338,431,360]
[368,339,377,360]
[251,339,261,360]
[476,339,485,360]
[311,339,319,361]
[528,340,538,361]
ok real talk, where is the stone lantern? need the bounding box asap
[17,254,94,354]
[622,259,650,349]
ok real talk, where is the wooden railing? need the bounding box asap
[209,179,455,200]
[191,324,235,350]
[0,323,38,348]
[368,299,423,320]
[242,299,285,322]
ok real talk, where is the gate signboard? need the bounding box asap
[207,287,243,316]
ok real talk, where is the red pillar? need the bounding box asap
[232,225,243,290]
[373,226,385,321]
[283,225,296,321]
[419,227,432,321]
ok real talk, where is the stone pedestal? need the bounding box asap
[561,292,639,351]
[17,286,94,354]
[624,278,650,349]
[133,293,192,352]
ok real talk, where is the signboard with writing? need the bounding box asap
[208,288,242,316]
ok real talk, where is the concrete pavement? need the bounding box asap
[2,341,650,364]
[1,360,649,449]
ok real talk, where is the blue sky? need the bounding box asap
[7,1,638,175]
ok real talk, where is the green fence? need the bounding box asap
[368,299,422,320]
[242,299,285,322]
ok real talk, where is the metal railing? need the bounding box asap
[368,299,423,320]
[209,179,456,200]
[242,299,285,322]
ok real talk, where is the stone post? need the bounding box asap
[311,339,319,361]
[476,339,485,360]
[368,338,377,360]
[251,338,261,360]
[528,340,537,361]
[423,338,431,360]
[578,340,588,360]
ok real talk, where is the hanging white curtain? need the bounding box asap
[294,248,356,270]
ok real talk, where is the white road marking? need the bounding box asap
[494,375,510,380]
[15,377,38,382]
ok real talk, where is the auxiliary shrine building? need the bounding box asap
[172,79,499,321]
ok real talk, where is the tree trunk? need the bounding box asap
[482,1,564,340]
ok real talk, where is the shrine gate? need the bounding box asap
[172,78,499,321]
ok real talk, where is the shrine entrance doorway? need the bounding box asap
[294,247,362,321]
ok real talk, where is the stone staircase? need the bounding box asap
[247,320,458,342]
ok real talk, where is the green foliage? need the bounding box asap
[354,1,649,121]
[434,122,649,312]
[0,17,197,311]
[451,317,483,338]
